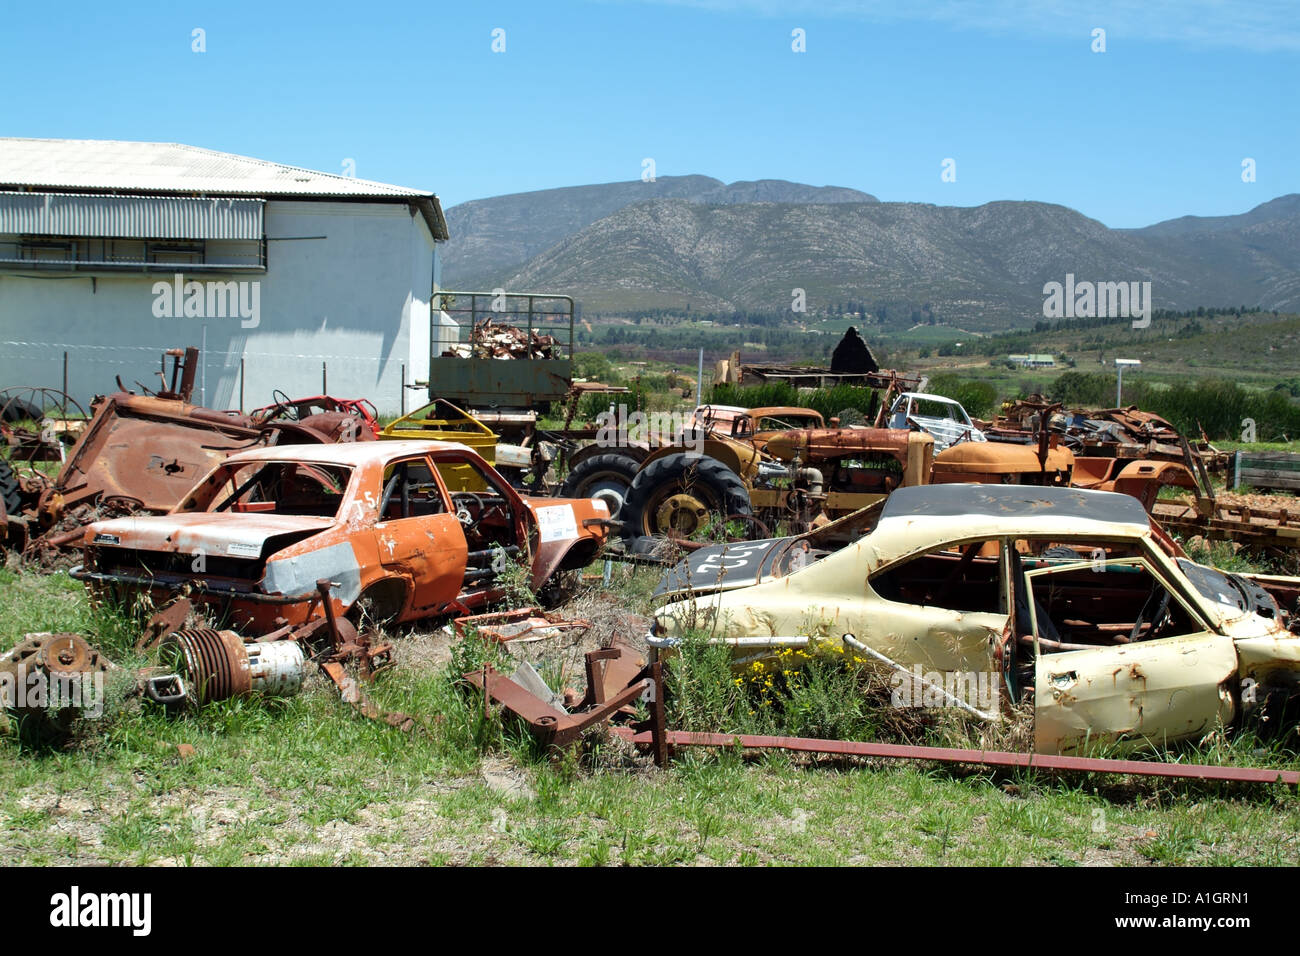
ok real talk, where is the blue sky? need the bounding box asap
[2,0,1295,227]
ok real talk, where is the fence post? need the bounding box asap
[322,362,327,394]
[401,363,406,416]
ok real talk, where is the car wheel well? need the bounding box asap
[347,578,407,628]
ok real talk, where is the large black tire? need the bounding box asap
[621,453,752,540]
[0,460,21,518]
[0,397,40,424]
[560,452,641,518]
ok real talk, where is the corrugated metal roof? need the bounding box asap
[0,192,264,239]
[0,139,447,240]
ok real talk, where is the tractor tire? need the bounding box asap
[560,452,641,518]
[621,453,752,541]
[0,459,21,518]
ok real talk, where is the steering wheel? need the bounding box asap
[1130,586,1173,643]
[270,389,297,421]
[454,492,482,526]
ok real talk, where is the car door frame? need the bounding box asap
[1027,553,1237,754]
[372,452,469,616]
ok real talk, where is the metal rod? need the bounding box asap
[200,323,207,407]
[610,729,1300,785]
[62,351,68,397]
[696,346,704,411]
[239,358,244,413]
[650,661,667,768]
[401,363,406,416]
[322,361,327,394]
[842,633,998,721]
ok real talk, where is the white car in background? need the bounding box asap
[889,392,987,450]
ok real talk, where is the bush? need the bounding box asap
[1047,370,1112,407]
[1041,373,1300,442]
[572,352,620,384]
[925,374,998,420]
[709,382,880,422]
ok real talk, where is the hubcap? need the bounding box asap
[586,477,628,517]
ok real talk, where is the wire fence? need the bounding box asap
[0,340,419,415]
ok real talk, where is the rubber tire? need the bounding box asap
[621,453,752,540]
[0,460,21,518]
[560,453,640,517]
[0,398,41,424]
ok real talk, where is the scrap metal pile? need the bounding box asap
[2,583,413,743]
[986,395,1228,470]
[443,317,561,360]
[0,348,381,567]
[7,333,1300,790]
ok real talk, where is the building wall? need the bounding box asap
[0,199,436,415]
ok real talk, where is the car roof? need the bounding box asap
[897,392,963,405]
[223,439,475,466]
[880,484,1150,532]
[749,407,823,419]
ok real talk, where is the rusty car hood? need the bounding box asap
[84,512,334,559]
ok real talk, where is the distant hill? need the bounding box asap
[441,176,877,287]
[441,178,1300,328]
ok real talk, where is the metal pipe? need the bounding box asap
[696,346,704,411]
[610,728,1300,786]
[647,634,811,650]
[842,632,998,721]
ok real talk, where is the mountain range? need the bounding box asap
[439,177,1300,329]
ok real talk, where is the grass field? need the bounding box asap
[3,559,1300,867]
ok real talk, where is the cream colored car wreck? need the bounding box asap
[649,485,1300,755]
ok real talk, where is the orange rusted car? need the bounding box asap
[71,440,610,633]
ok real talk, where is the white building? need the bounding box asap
[0,138,449,413]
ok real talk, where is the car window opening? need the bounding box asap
[209,462,351,518]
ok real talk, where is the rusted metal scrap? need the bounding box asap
[74,440,611,633]
[4,347,381,566]
[988,395,1226,471]
[148,579,413,729]
[156,628,306,704]
[444,317,560,360]
[609,728,1300,786]
[137,598,194,652]
[0,632,119,738]
[453,607,590,644]
[463,639,650,747]
[308,579,412,731]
